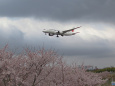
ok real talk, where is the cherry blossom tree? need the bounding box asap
[0,45,107,86]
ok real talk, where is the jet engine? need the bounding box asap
[49,33,54,36]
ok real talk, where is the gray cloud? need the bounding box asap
[49,38,115,58]
[0,26,115,67]
[0,0,115,22]
[26,34,114,59]
[0,26,113,59]
[0,26,25,51]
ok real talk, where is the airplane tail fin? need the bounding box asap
[72,29,74,32]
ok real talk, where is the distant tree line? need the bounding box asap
[90,67,115,73]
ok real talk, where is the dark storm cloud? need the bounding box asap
[0,0,115,22]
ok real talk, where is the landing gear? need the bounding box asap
[61,34,63,37]
[57,31,60,37]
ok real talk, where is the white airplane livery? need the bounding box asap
[43,26,81,37]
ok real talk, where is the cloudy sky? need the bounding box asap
[0,0,115,68]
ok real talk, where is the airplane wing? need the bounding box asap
[62,26,81,33]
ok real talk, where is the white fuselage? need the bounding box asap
[43,29,76,36]
[43,29,57,34]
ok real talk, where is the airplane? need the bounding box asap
[43,26,81,37]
